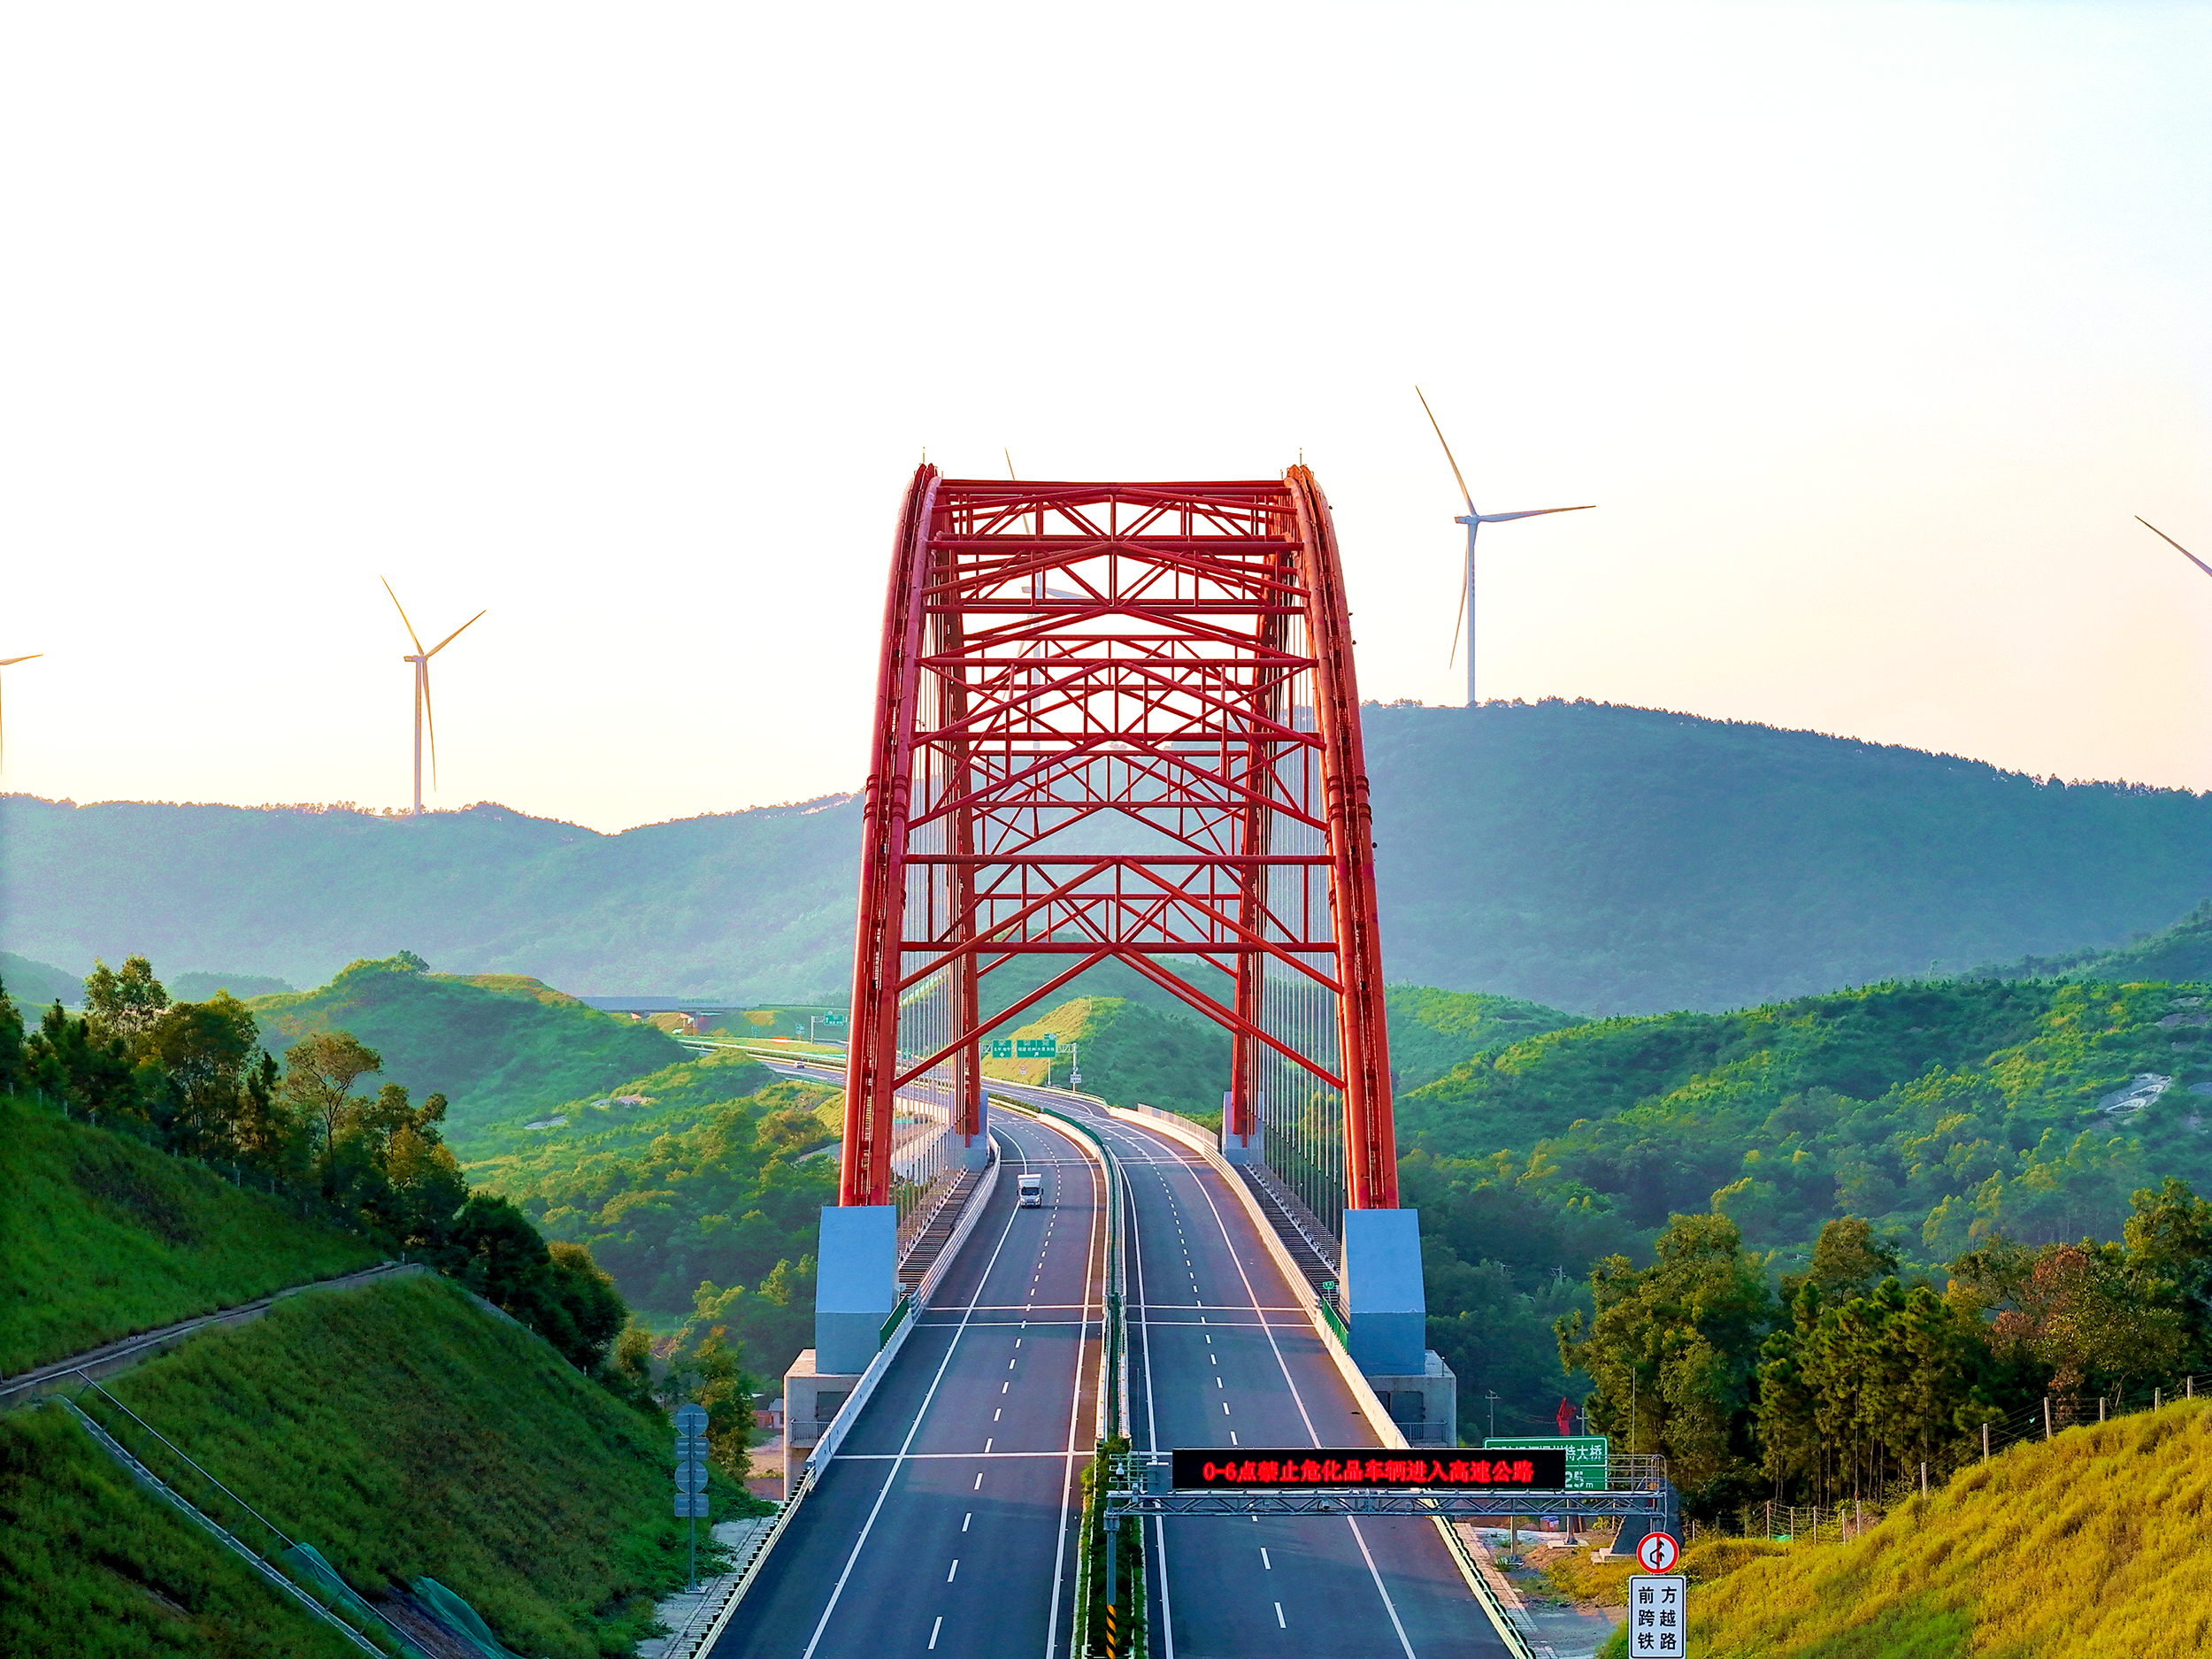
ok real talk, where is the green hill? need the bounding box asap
[1986,895,2212,987]
[8,703,2207,1014]
[1625,1401,2212,1658]
[1,951,82,1011]
[245,956,686,1158]
[1,1096,381,1375]
[4,1272,746,1658]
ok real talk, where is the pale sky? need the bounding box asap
[3,2,2207,833]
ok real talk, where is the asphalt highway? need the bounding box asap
[728,1059,1508,1658]
[1070,1104,1511,1659]
[708,1109,1104,1659]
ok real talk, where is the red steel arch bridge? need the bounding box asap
[836,465,1401,1238]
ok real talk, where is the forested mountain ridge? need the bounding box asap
[7,701,2206,1014]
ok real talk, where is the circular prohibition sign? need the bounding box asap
[1635,1531,1681,1573]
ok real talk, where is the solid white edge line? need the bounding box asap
[1023,1110,1104,1659]
[1125,1125,1175,1659]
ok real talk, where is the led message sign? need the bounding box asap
[1171,1448,1568,1490]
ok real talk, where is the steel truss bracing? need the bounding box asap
[840,468,1398,1225]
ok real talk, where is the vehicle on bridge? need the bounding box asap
[1018,1172,1044,1208]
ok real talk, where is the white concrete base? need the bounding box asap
[780,1350,864,1501]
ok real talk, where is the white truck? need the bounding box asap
[1018,1173,1044,1208]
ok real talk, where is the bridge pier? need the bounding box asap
[813,1205,897,1374]
[1340,1208,1458,1445]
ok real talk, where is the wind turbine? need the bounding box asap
[0,653,41,772]
[1415,387,1594,708]
[2139,517,2211,582]
[380,579,485,816]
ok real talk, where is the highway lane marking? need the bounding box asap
[1261,1548,1271,1569]
[1122,1116,1177,1659]
[794,1125,1041,1659]
[1130,1124,1422,1659]
[929,1617,942,1650]
[964,1513,972,1532]
[1276,1602,1286,1628]
[986,1438,992,1452]
[841,1450,1084,1460]
[948,1560,959,1582]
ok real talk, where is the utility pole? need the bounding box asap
[1486,1390,1500,1440]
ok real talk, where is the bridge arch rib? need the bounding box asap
[839,465,1398,1229]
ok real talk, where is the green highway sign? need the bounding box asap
[1015,1036,1058,1059]
[1484,1435,1609,1493]
[987,1039,1014,1059]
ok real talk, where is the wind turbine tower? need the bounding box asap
[1416,387,1594,708]
[0,652,41,772]
[380,579,485,816]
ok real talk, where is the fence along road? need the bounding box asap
[708,1110,1104,1659]
[1078,1103,1511,1659]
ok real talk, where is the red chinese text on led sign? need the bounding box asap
[1170,1448,1568,1490]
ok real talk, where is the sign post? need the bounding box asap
[1627,1573,1686,1655]
[674,1402,710,1591]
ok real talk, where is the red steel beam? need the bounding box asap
[838,466,1398,1210]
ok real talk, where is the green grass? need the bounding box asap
[1590,1402,2212,1657]
[0,1401,363,1658]
[0,1096,381,1374]
[89,1272,756,1658]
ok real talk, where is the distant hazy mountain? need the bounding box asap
[3,701,2206,1014]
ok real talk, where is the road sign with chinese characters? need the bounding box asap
[1628,1575,1686,1656]
[1015,1036,1058,1059]
[1484,1435,1609,1493]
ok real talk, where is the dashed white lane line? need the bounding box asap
[929,1616,943,1650]
[948,1559,960,1583]
[1276,1602,1286,1628]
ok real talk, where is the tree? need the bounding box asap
[0,979,24,1092]
[2121,1178,2212,1367]
[278,1031,383,1171]
[81,956,170,1041]
[145,993,261,1159]
[1557,1211,1772,1499]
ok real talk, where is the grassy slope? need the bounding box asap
[93,1273,744,1658]
[0,1098,380,1374]
[981,995,1233,1120]
[1627,1402,2212,1657]
[247,958,685,1157]
[0,1402,362,1659]
[9,704,2208,1016]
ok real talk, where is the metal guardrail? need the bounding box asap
[878,1293,913,1349]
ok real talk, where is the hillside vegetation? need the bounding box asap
[455,1045,781,1163]
[4,1273,745,1658]
[246,956,686,1156]
[1,1403,362,1658]
[1623,1402,2212,1658]
[0,1095,380,1373]
[9,703,2207,1014]
[487,1079,840,1375]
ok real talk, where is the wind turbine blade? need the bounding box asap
[2139,517,2212,581]
[425,609,486,657]
[0,654,42,667]
[1005,448,1018,480]
[1414,386,1477,514]
[1446,575,1466,668]
[1479,505,1596,524]
[381,577,426,654]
